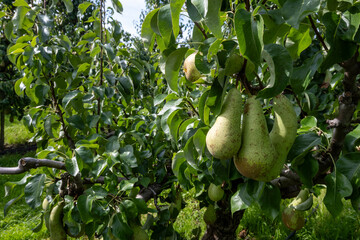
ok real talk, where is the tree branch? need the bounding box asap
[0,157,66,174]
[194,22,208,39]
[308,15,328,52]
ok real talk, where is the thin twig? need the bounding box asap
[49,78,75,149]
[194,22,208,39]
[308,15,328,51]
[186,99,199,116]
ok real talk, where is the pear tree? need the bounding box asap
[0,0,360,239]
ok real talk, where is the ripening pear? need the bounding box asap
[183,52,201,82]
[281,189,309,231]
[269,94,297,178]
[42,198,51,231]
[49,201,67,240]
[233,96,278,182]
[206,88,243,160]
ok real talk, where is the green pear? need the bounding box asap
[42,198,51,231]
[233,96,278,182]
[206,88,243,160]
[224,53,244,76]
[203,204,216,225]
[49,201,67,240]
[269,94,297,178]
[183,52,201,82]
[208,183,224,202]
[131,224,149,240]
[281,206,305,231]
[282,189,309,230]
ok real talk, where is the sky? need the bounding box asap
[105,0,146,36]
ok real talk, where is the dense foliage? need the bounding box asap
[1,0,360,239]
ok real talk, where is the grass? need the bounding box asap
[4,115,33,145]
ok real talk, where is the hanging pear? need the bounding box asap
[206,88,243,160]
[49,201,67,240]
[269,94,298,177]
[233,96,278,182]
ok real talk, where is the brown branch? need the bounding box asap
[97,0,106,134]
[245,0,250,11]
[316,53,360,177]
[194,22,208,39]
[0,157,66,174]
[185,99,199,116]
[308,15,328,52]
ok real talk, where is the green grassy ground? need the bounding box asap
[3,115,33,145]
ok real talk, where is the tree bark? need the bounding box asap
[202,200,244,240]
[0,110,5,150]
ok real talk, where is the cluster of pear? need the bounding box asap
[206,89,298,182]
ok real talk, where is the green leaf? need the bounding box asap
[120,200,138,220]
[112,212,133,239]
[231,188,249,215]
[290,52,323,94]
[12,6,30,31]
[281,0,321,29]
[337,153,360,187]
[258,184,281,220]
[231,180,265,215]
[257,44,293,99]
[186,0,204,22]
[292,153,319,188]
[62,90,80,109]
[165,47,188,92]
[5,22,14,41]
[184,136,199,170]
[67,115,85,130]
[320,38,357,71]
[198,90,211,125]
[344,125,360,152]
[13,0,29,7]
[119,178,138,191]
[77,194,93,224]
[120,145,138,168]
[235,9,264,66]
[263,10,291,44]
[75,146,94,164]
[65,157,80,176]
[104,44,115,61]
[286,23,312,59]
[111,0,123,14]
[204,0,222,38]
[288,132,321,164]
[324,170,353,217]
[25,174,46,209]
[4,193,24,217]
[158,4,173,46]
[78,1,93,14]
[62,0,74,13]
[170,0,186,37]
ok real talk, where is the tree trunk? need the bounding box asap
[202,200,245,240]
[0,110,4,150]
